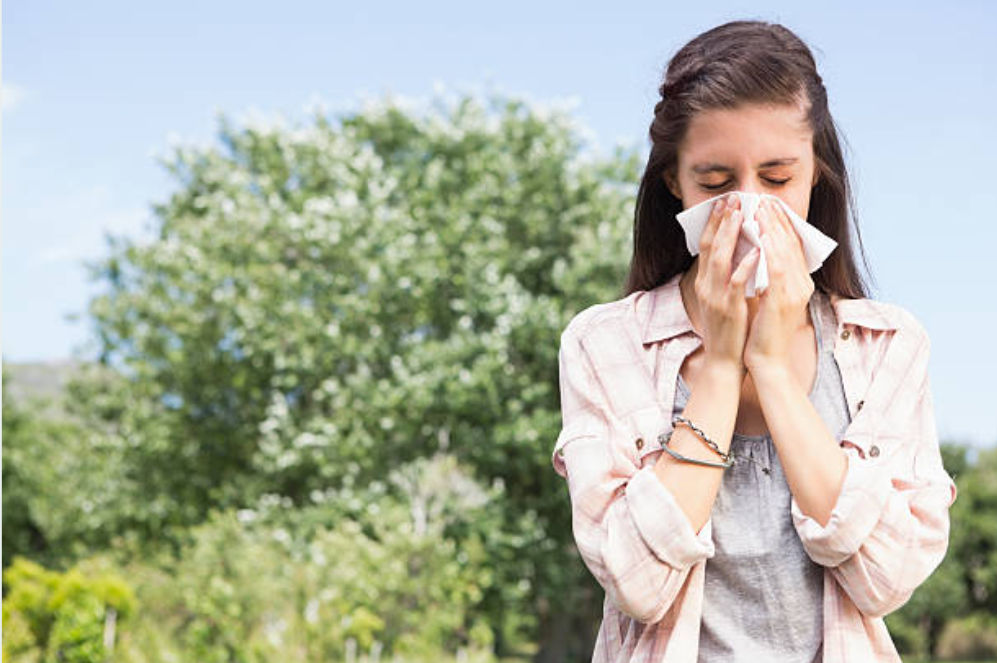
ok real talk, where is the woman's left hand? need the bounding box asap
[743,198,815,375]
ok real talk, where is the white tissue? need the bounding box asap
[675,191,838,297]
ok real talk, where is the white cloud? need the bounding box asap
[3,82,27,113]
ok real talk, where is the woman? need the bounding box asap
[550,20,957,663]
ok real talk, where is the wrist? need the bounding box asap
[746,360,792,384]
[703,356,747,382]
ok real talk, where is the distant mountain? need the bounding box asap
[3,358,86,410]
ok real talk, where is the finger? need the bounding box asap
[760,198,779,231]
[698,194,729,255]
[761,199,784,238]
[761,233,779,269]
[759,200,788,254]
[774,200,806,255]
[765,199,805,263]
[709,197,743,283]
[769,199,799,243]
[699,195,734,275]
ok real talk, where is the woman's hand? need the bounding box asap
[743,197,815,374]
[693,193,761,373]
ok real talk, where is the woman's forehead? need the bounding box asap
[680,105,812,167]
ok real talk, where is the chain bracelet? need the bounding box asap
[671,414,733,464]
[657,428,734,469]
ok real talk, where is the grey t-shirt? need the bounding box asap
[670,290,851,663]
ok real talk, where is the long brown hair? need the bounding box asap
[623,20,874,300]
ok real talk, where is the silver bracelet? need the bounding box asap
[658,428,734,469]
[660,415,734,467]
[673,414,733,463]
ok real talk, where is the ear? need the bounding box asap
[663,169,682,200]
[811,165,820,188]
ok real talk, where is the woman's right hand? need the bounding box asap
[694,193,760,371]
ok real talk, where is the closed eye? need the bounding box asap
[701,178,790,191]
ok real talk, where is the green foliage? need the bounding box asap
[886,442,997,659]
[2,366,137,567]
[71,90,637,517]
[954,446,997,615]
[934,613,997,661]
[3,368,49,569]
[887,616,929,661]
[34,89,636,655]
[45,593,106,663]
[9,86,993,661]
[109,453,514,662]
[1,557,136,663]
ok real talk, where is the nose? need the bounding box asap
[739,181,764,196]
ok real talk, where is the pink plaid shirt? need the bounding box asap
[551,271,957,663]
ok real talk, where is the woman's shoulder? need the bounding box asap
[827,291,930,345]
[559,290,645,345]
[561,273,687,346]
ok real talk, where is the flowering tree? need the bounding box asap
[56,89,641,658]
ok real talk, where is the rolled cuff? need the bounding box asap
[792,447,894,567]
[626,464,716,570]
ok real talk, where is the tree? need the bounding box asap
[886,441,997,659]
[60,89,642,659]
[2,367,117,570]
[2,368,49,570]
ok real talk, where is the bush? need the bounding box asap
[886,615,930,661]
[934,613,997,661]
[2,557,136,663]
[109,453,516,663]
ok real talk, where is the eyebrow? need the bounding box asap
[691,157,799,174]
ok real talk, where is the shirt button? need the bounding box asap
[635,438,644,450]
[840,329,851,340]
[869,445,880,458]
[857,400,865,411]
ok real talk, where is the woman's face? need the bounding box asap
[664,101,819,220]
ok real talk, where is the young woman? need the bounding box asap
[551,20,957,663]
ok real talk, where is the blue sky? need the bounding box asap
[3,1,996,446]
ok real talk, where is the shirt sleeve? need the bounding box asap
[790,325,957,618]
[551,320,715,624]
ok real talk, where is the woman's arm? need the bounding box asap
[750,363,847,526]
[552,321,741,623]
[652,358,744,532]
[759,324,957,617]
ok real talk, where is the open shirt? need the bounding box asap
[551,271,958,663]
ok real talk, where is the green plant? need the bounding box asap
[2,557,136,663]
[934,613,997,661]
